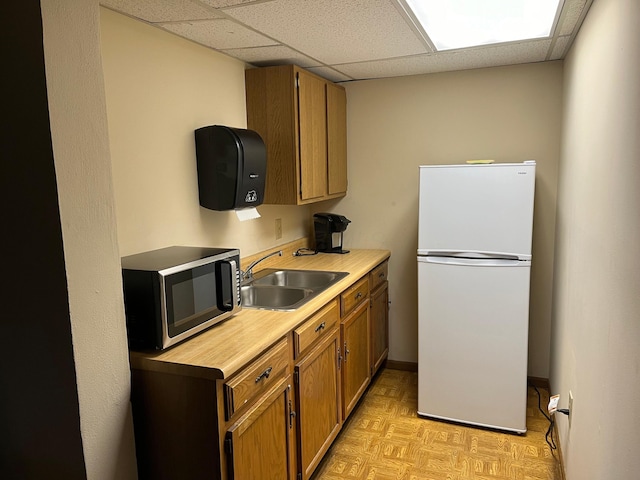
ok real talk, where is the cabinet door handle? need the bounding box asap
[314,321,326,333]
[344,342,350,362]
[255,366,273,383]
[288,400,296,429]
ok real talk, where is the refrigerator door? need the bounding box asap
[417,256,530,433]
[418,163,535,259]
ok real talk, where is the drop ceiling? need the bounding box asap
[100,0,592,83]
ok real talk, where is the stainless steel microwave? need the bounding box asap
[121,246,241,350]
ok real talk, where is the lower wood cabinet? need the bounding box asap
[130,370,221,480]
[225,376,295,480]
[341,299,371,420]
[370,280,389,376]
[294,327,341,480]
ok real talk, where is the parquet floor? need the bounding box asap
[312,368,563,480]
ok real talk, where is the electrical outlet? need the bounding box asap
[275,218,282,240]
[568,390,574,427]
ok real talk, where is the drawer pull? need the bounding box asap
[355,292,363,300]
[255,366,273,383]
[378,272,385,278]
[314,321,326,333]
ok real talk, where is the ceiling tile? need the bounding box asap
[222,45,322,68]
[306,66,353,83]
[337,40,553,80]
[102,0,587,81]
[557,0,589,36]
[199,0,272,7]
[550,36,572,60]
[222,0,428,65]
[158,19,278,49]
[101,0,220,23]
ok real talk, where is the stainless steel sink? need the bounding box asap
[241,285,312,310]
[241,269,348,311]
[252,269,348,289]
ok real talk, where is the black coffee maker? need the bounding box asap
[313,213,351,254]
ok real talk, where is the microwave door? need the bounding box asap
[164,263,219,339]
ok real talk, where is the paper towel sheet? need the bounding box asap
[236,207,261,221]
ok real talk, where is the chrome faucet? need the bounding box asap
[241,250,283,282]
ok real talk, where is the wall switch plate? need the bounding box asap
[568,390,574,427]
[275,218,282,239]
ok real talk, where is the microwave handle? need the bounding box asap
[216,259,239,311]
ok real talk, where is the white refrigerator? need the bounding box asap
[417,161,536,433]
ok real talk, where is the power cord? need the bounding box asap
[530,383,558,454]
[293,248,318,256]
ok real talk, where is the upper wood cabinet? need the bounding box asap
[245,65,348,205]
[326,82,347,196]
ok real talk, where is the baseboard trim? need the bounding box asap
[385,363,551,390]
[527,376,550,389]
[385,360,418,372]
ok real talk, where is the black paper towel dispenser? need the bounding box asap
[194,125,266,211]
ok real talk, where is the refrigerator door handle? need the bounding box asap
[421,256,528,267]
[417,249,525,260]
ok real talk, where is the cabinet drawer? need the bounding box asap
[369,261,388,292]
[340,276,369,317]
[294,299,339,359]
[224,338,289,419]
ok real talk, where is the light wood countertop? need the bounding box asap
[129,248,390,380]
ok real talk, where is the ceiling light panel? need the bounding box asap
[405,0,562,51]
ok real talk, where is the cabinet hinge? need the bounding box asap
[224,437,233,455]
[294,370,299,384]
[298,473,302,480]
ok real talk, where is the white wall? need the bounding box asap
[41,1,137,478]
[551,0,640,477]
[331,63,563,377]
[100,9,311,258]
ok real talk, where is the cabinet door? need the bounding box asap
[370,281,389,376]
[326,82,347,196]
[341,301,370,420]
[226,377,294,480]
[295,329,342,480]
[297,69,327,201]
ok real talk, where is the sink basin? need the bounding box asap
[241,285,313,310]
[252,269,348,289]
[242,269,349,311]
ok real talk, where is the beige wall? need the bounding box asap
[552,0,640,477]
[41,1,137,479]
[100,9,311,258]
[332,63,562,377]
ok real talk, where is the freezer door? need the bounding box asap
[417,256,530,433]
[418,163,535,259]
